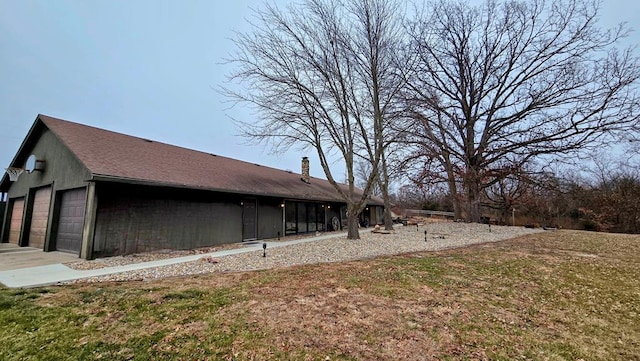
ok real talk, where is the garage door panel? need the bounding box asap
[55,188,86,254]
[9,198,25,244]
[28,187,52,249]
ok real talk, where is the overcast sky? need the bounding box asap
[1,0,639,180]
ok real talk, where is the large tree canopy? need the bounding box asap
[223,0,405,238]
[403,0,640,221]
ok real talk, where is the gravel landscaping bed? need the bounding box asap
[64,233,337,270]
[65,243,246,271]
[67,222,544,284]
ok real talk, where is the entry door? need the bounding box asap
[55,188,86,254]
[8,198,25,244]
[28,186,52,249]
[242,199,257,241]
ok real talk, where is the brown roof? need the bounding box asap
[31,114,381,204]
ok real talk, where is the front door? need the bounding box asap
[242,199,257,241]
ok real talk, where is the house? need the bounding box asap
[0,115,384,259]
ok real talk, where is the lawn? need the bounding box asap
[1,230,639,360]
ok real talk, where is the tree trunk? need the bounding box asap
[379,154,394,231]
[442,152,463,220]
[378,174,394,230]
[464,169,482,222]
[448,179,462,220]
[466,190,481,222]
[383,204,394,230]
[347,210,361,239]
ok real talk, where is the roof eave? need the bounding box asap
[90,174,349,203]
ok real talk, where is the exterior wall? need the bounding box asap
[1,128,91,248]
[257,198,283,239]
[93,184,242,257]
[6,129,91,198]
[92,183,287,257]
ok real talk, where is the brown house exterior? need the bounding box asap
[0,115,383,259]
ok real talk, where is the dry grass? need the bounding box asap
[1,230,639,360]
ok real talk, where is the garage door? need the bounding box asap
[28,186,52,249]
[55,188,86,254]
[8,198,25,244]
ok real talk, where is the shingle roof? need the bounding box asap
[36,114,381,204]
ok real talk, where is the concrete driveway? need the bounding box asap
[0,243,79,271]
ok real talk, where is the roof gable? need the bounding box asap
[0,116,93,191]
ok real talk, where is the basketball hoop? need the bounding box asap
[5,167,24,182]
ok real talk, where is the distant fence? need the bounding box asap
[404,209,455,219]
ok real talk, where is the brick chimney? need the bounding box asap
[301,156,310,183]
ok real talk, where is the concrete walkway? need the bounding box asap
[0,232,347,288]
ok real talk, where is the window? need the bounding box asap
[284,201,326,235]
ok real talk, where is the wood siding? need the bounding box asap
[257,199,283,239]
[93,184,245,257]
[6,128,91,199]
[242,199,257,241]
[8,198,25,244]
[2,125,91,246]
[28,186,52,249]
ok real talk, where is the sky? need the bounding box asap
[1,0,639,181]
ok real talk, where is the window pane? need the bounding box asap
[297,203,307,233]
[308,204,317,232]
[317,205,325,231]
[285,201,296,235]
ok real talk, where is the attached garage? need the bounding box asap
[27,186,52,249]
[8,198,25,244]
[54,188,86,253]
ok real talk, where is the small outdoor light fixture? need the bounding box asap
[280,203,285,208]
[416,224,419,232]
[262,243,267,257]
[424,230,427,242]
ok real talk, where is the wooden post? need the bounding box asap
[80,182,98,260]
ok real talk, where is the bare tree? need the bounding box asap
[356,143,408,230]
[404,0,640,222]
[223,0,405,239]
[484,167,532,224]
